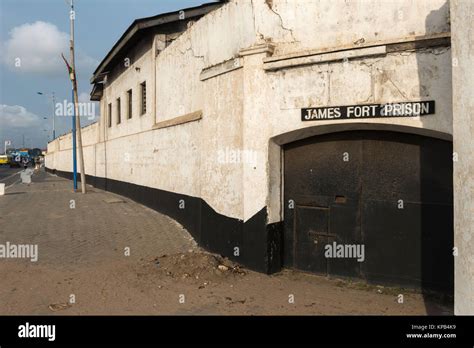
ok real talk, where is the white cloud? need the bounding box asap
[1,21,98,76]
[0,104,42,128]
[0,104,49,148]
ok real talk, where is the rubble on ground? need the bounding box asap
[152,251,247,284]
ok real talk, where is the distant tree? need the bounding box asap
[28,148,42,157]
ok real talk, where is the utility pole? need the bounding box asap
[68,0,86,193]
[72,88,77,190]
[37,92,56,140]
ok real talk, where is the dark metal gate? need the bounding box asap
[283,130,453,292]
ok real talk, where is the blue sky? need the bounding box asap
[0,0,214,149]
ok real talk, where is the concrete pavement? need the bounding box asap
[0,168,196,267]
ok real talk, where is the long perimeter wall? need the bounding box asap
[45,0,469,290]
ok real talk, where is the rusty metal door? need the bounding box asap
[283,130,453,291]
[284,132,363,277]
[294,205,330,273]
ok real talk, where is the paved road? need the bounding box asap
[0,166,22,187]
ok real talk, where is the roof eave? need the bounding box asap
[90,2,226,84]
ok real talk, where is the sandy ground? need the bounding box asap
[0,251,453,315]
[0,170,453,315]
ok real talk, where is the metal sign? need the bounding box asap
[302,101,435,121]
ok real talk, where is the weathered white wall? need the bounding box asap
[46,0,452,223]
[101,41,155,141]
[253,0,449,55]
[239,0,452,221]
[254,46,452,223]
[46,122,99,177]
[451,0,474,315]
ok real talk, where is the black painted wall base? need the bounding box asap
[45,167,283,274]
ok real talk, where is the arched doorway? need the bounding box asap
[283,130,453,292]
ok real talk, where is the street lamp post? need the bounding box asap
[37,91,56,140]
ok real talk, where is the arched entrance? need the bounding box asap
[282,129,453,292]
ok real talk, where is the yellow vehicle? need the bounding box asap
[0,155,9,165]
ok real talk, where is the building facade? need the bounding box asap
[45,0,473,313]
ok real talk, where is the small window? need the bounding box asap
[116,97,121,124]
[108,103,112,127]
[127,89,132,119]
[140,81,146,115]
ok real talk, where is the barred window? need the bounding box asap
[127,89,132,119]
[108,103,112,127]
[117,97,121,124]
[140,81,146,115]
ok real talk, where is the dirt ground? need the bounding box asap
[0,250,453,315]
[0,170,453,315]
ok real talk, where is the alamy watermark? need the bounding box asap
[0,241,38,262]
[18,322,55,341]
[55,100,97,120]
[324,241,365,262]
[217,147,258,167]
